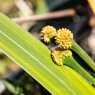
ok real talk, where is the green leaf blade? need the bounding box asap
[0,13,95,95]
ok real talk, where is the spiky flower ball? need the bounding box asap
[51,50,63,66]
[41,25,56,43]
[51,50,72,66]
[55,28,73,49]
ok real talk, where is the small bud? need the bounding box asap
[41,25,56,43]
[51,50,63,66]
[51,50,72,66]
[55,28,73,49]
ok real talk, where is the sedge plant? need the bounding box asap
[41,26,95,85]
[0,13,95,95]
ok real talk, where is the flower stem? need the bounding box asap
[64,56,95,85]
[72,41,95,72]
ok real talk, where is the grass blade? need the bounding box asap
[0,13,95,95]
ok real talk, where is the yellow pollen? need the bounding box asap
[41,25,56,43]
[51,50,72,66]
[51,50,63,66]
[55,28,73,49]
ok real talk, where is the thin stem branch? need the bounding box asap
[12,9,76,24]
[72,41,95,72]
[64,57,95,85]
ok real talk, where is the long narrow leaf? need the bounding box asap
[0,13,95,95]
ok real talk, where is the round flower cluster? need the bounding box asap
[41,25,56,43]
[40,26,73,66]
[55,28,73,49]
[51,50,63,66]
[51,50,72,65]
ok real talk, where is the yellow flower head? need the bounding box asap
[51,50,72,66]
[51,50,63,66]
[41,25,56,43]
[55,28,73,49]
